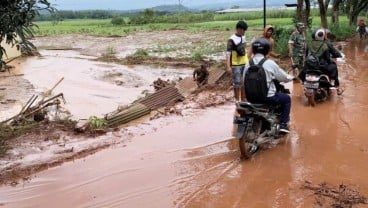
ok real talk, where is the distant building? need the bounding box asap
[215,3,324,14]
[215,6,294,14]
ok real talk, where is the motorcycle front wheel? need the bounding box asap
[239,119,262,159]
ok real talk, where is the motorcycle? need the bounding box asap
[303,69,332,106]
[234,102,283,159]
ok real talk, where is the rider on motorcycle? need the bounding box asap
[243,38,294,133]
[299,28,343,95]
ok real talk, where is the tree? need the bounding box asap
[0,0,53,69]
[331,0,341,25]
[296,0,311,26]
[317,0,330,28]
[346,0,368,25]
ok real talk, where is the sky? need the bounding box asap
[49,0,288,10]
[48,0,258,10]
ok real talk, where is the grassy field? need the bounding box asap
[34,15,353,36]
[33,14,356,58]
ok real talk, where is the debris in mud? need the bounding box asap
[153,78,173,91]
[150,106,183,120]
[1,92,69,125]
[303,181,368,207]
[1,77,70,125]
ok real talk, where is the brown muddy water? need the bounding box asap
[1,38,368,207]
[1,50,192,121]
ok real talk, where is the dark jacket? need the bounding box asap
[307,40,341,66]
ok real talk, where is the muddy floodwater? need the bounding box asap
[1,38,368,207]
[1,50,192,121]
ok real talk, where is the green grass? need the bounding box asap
[34,15,353,35]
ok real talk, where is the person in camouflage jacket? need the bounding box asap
[288,22,306,80]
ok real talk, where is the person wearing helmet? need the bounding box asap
[243,38,294,133]
[226,20,249,102]
[288,22,306,80]
[303,28,343,95]
[247,25,280,58]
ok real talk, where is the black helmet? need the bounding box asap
[251,38,270,55]
[236,20,248,30]
[311,28,325,41]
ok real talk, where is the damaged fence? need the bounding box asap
[1,78,68,125]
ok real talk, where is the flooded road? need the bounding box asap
[1,50,191,120]
[1,38,368,207]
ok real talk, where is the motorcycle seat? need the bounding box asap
[305,69,324,75]
[238,102,269,112]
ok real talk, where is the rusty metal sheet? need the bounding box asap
[176,69,226,96]
[176,77,197,97]
[139,86,184,110]
[208,69,226,85]
[106,103,150,127]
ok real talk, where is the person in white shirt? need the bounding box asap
[243,38,293,133]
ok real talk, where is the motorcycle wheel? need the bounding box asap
[306,94,316,107]
[239,120,262,159]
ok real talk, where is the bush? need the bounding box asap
[273,26,295,57]
[327,24,356,41]
[133,49,149,57]
[111,16,126,26]
[191,52,204,61]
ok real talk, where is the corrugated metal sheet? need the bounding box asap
[176,77,197,96]
[105,68,225,126]
[139,86,184,110]
[176,69,226,96]
[106,103,150,127]
[208,69,226,84]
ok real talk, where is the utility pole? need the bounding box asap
[263,0,266,28]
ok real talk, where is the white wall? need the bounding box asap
[1,39,21,60]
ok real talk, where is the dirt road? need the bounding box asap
[1,34,368,207]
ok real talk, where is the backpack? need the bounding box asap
[305,52,320,69]
[244,58,268,103]
[233,38,245,56]
[359,24,366,33]
[305,42,324,69]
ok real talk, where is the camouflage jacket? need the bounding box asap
[288,30,306,56]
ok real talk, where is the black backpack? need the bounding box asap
[244,58,268,103]
[233,38,245,56]
[359,24,366,33]
[305,42,324,69]
[305,52,320,69]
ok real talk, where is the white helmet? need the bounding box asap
[312,28,326,41]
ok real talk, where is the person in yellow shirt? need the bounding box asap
[226,20,249,102]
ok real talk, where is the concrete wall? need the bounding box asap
[1,39,21,60]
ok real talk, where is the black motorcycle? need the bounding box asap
[303,69,332,106]
[234,102,283,159]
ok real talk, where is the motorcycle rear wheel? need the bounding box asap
[306,94,316,107]
[239,120,262,159]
